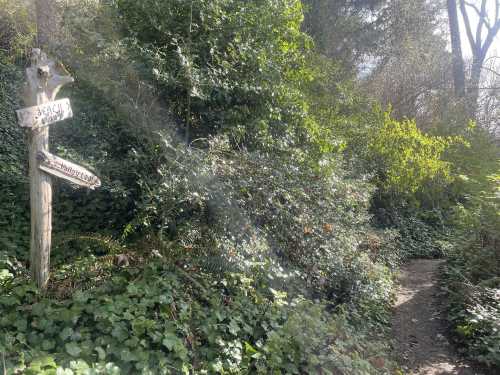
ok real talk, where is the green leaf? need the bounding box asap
[95,346,107,361]
[56,368,74,375]
[73,291,89,304]
[42,339,56,350]
[244,342,257,355]
[162,333,179,351]
[60,327,74,341]
[65,342,82,357]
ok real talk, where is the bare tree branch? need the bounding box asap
[460,0,478,50]
[480,20,500,60]
[463,0,482,18]
[483,55,500,64]
[496,0,499,24]
[481,65,500,77]
[475,0,487,46]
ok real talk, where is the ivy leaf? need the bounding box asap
[42,339,56,351]
[73,291,89,304]
[228,320,240,336]
[162,333,179,351]
[211,360,224,372]
[95,346,106,361]
[27,356,57,371]
[65,342,82,357]
[14,318,27,331]
[244,342,257,355]
[60,327,74,341]
[55,368,74,375]
[69,360,90,371]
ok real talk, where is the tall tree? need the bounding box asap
[363,0,452,125]
[458,0,500,114]
[302,0,385,72]
[447,0,467,97]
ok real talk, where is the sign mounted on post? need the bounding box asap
[38,151,101,190]
[18,49,100,289]
[16,98,73,129]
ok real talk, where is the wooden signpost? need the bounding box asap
[18,49,100,289]
[17,98,73,129]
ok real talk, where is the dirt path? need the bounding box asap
[392,259,485,375]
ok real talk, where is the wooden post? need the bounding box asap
[24,49,73,289]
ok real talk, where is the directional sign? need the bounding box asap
[37,151,101,190]
[17,98,73,129]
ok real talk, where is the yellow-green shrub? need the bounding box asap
[368,112,460,209]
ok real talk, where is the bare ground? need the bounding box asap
[391,259,486,375]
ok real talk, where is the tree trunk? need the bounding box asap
[447,0,466,97]
[468,57,483,116]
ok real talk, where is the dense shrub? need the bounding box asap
[124,132,396,306]
[367,112,459,211]
[0,0,35,58]
[444,249,500,367]
[113,0,315,149]
[0,52,30,260]
[443,181,500,368]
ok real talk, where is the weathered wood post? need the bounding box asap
[18,49,101,289]
[22,49,74,288]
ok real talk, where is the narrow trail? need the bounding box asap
[391,259,485,375]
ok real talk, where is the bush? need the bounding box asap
[0,0,35,58]
[0,2,402,373]
[367,111,458,211]
[0,52,30,260]
[444,252,500,367]
[443,184,500,367]
[111,0,314,148]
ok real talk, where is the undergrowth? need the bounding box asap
[442,240,500,368]
[1,249,397,374]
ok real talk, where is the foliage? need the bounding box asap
[0,52,30,260]
[362,0,452,124]
[2,0,499,371]
[0,255,396,374]
[367,112,458,210]
[50,80,143,236]
[125,132,397,307]
[442,172,500,367]
[0,0,35,59]
[443,245,500,367]
[111,0,316,150]
[302,0,385,71]
[390,216,451,260]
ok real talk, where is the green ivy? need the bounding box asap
[0,259,395,374]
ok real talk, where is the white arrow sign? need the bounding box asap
[37,151,101,190]
[17,98,73,129]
